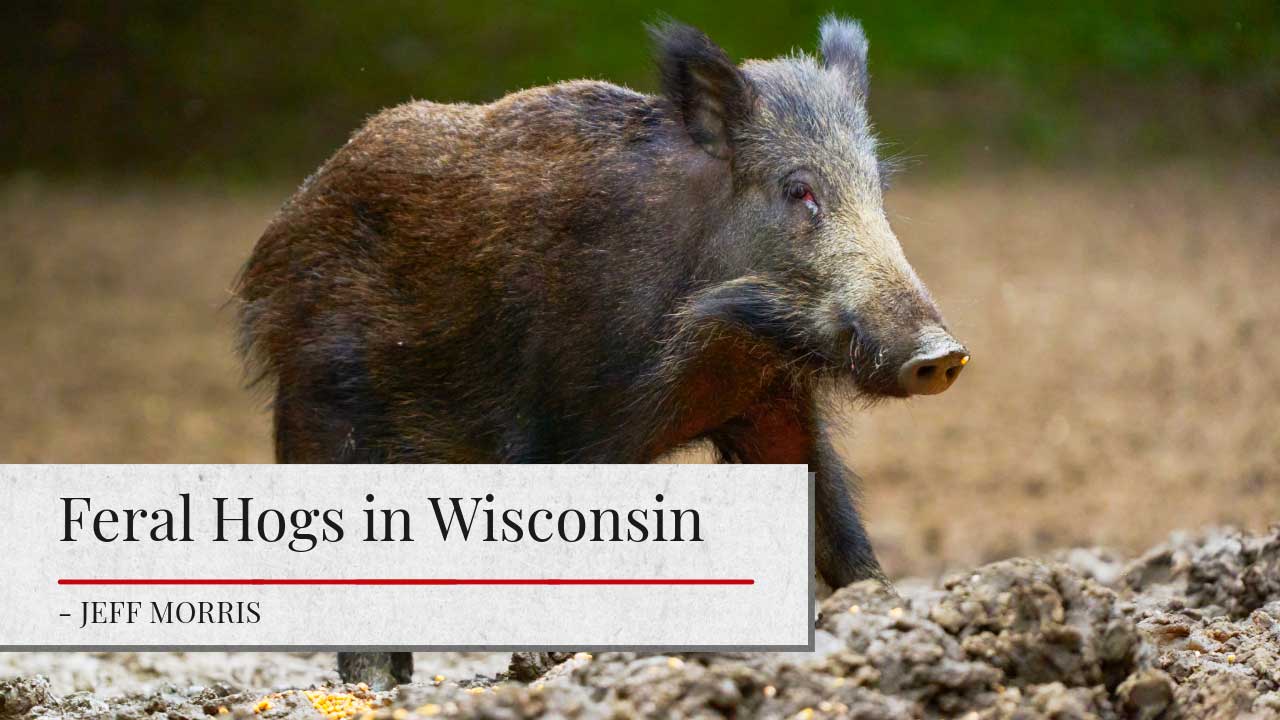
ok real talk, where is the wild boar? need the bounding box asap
[236,17,968,687]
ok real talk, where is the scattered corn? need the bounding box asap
[217,707,229,716]
[667,657,684,669]
[847,604,861,614]
[433,674,446,683]
[303,690,374,720]
[466,687,486,695]
[392,709,409,719]
[797,708,814,719]
[1228,654,1237,663]
[574,652,593,662]
[254,699,272,713]
[417,704,442,716]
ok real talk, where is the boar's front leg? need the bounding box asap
[709,395,885,589]
[809,430,886,586]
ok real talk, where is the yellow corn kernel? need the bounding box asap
[254,699,272,713]
[417,704,442,717]
[433,674,445,683]
[305,691,373,720]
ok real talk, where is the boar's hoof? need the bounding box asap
[337,651,414,690]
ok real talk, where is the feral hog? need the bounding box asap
[236,17,968,687]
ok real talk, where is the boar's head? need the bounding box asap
[657,18,967,397]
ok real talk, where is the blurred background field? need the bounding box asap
[2,2,1278,578]
[6,1,1278,177]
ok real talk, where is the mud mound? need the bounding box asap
[4,526,1277,719]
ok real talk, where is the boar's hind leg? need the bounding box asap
[709,397,885,589]
[274,390,413,688]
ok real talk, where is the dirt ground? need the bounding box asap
[2,526,1278,718]
[1,163,1278,718]
[3,162,1276,576]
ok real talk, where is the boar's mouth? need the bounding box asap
[684,278,903,395]
[844,321,971,398]
[843,322,908,398]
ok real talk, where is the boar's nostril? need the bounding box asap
[898,344,968,396]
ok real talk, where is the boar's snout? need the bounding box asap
[897,327,968,396]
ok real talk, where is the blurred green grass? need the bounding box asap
[6,1,1278,180]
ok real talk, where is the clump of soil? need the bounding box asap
[3,527,1277,719]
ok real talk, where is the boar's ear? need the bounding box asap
[820,15,870,101]
[651,21,754,159]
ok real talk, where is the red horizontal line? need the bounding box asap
[58,578,754,586]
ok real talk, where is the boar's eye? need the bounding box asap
[785,181,819,216]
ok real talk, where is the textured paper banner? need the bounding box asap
[0,465,812,650]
